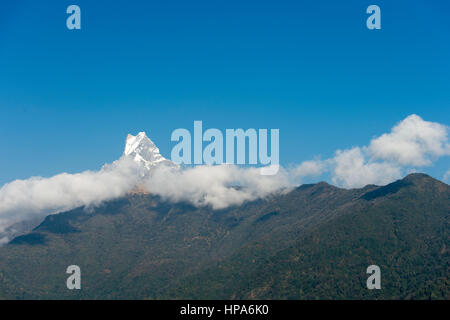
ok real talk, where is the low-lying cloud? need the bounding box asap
[0,158,142,234]
[0,158,291,238]
[144,165,290,209]
[0,114,448,243]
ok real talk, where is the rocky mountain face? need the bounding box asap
[0,173,448,299]
[123,132,177,170]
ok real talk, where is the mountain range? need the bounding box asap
[0,133,448,299]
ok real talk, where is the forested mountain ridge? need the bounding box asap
[0,173,448,299]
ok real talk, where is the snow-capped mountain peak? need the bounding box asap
[123,132,175,169]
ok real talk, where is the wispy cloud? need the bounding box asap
[444,170,450,184]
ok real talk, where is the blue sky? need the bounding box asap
[0,0,449,184]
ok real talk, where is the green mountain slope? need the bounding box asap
[0,173,448,299]
[165,174,449,299]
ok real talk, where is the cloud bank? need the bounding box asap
[0,158,142,234]
[144,165,290,209]
[0,114,448,242]
[0,159,291,237]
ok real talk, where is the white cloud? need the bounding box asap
[0,236,8,245]
[144,164,290,210]
[331,147,402,188]
[0,158,142,234]
[0,159,291,239]
[368,114,450,166]
[291,160,326,181]
[444,170,450,184]
[305,114,449,188]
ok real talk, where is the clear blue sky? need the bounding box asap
[0,0,449,184]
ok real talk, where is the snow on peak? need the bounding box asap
[124,132,155,156]
[123,132,175,169]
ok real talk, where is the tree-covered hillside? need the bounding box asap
[0,173,448,299]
